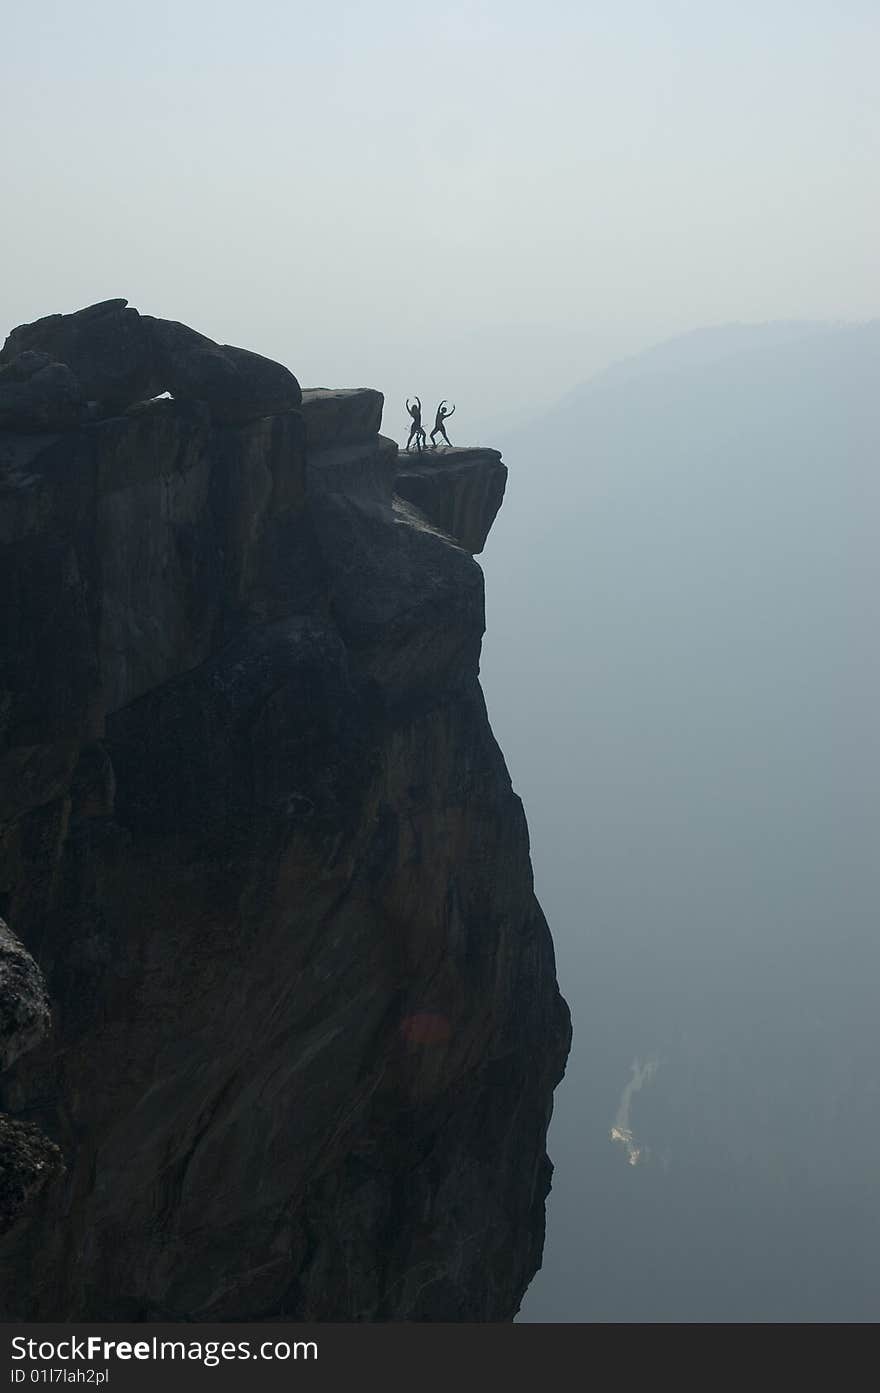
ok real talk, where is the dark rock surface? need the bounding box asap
[0,920,63,1238]
[0,300,301,424]
[0,353,84,434]
[394,447,507,554]
[0,919,50,1074]
[1,300,158,415]
[0,305,569,1320]
[0,1115,64,1238]
[299,389,385,449]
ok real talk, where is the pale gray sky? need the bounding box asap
[4,1,878,435]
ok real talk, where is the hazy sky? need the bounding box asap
[4,1,878,434]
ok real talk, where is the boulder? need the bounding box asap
[299,389,384,449]
[0,918,51,1073]
[0,1116,64,1237]
[0,913,63,1240]
[1,301,301,425]
[217,344,303,423]
[0,300,161,412]
[0,352,84,432]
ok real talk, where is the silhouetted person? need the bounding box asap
[405,397,426,452]
[430,400,455,448]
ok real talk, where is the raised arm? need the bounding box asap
[445,403,456,418]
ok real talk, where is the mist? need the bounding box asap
[480,320,880,1319]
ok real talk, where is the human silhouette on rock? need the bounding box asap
[430,400,455,448]
[405,397,426,452]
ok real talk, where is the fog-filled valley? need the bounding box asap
[480,321,880,1320]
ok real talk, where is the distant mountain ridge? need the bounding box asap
[493,318,879,455]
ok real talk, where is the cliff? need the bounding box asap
[0,300,570,1320]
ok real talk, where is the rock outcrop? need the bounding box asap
[0,352,85,434]
[0,304,570,1320]
[0,919,51,1073]
[0,299,302,428]
[395,447,508,555]
[299,388,384,449]
[0,920,63,1237]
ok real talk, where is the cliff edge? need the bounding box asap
[0,300,570,1320]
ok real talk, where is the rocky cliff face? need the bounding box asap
[0,302,570,1321]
